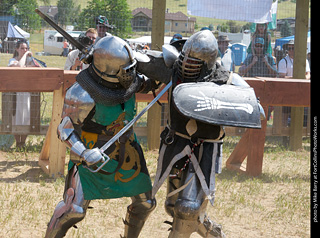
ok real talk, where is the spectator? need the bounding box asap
[217,35,235,72]
[170,33,182,44]
[7,39,40,148]
[247,23,272,57]
[278,40,310,80]
[170,34,185,52]
[62,39,69,57]
[278,39,310,129]
[64,28,97,71]
[95,15,113,41]
[239,37,277,77]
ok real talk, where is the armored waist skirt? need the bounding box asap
[69,130,152,200]
[152,127,223,205]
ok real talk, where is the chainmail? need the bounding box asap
[76,67,143,106]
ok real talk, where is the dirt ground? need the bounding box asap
[0,142,310,238]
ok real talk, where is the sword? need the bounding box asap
[35,9,93,63]
[84,81,172,173]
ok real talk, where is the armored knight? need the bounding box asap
[45,36,159,238]
[136,30,264,237]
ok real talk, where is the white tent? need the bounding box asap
[14,25,30,39]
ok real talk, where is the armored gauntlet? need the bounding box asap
[57,116,105,166]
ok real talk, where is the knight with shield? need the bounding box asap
[136,30,265,237]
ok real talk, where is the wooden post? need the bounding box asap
[39,86,66,177]
[289,0,309,151]
[147,103,162,150]
[226,106,268,176]
[246,106,268,176]
[147,0,166,150]
[151,0,166,51]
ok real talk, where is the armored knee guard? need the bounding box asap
[122,191,156,238]
[168,169,208,238]
[165,167,183,217]
[45,166,90,238]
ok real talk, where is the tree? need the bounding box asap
[13,0,41,32]
[280,20,292,37]
[1,0,18,13]
[227,20,241,33]
[79,0,132,38]
[217,23,229,33]
[56,0,81,28]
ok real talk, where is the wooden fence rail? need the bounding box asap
[0,67,310,177]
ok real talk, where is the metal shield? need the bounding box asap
[172,82,261,128]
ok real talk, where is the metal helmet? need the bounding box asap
[92,35,137,89]
[177,30,218,80]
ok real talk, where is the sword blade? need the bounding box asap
[86,81,172,173]
[35,8,86,53]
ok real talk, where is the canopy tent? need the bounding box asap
[0,21,29,53]
[275,31,311,53]
[14,25,30,39]
[6,21,24,39]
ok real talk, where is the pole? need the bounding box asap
[147,0,167,150]
[289,0,309,150]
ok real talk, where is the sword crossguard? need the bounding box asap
[83,152,111,173]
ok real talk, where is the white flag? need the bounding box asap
[187,0,273,23]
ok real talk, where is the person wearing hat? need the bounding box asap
[239,37,277,77]
[170,34,185,52]
[217,35,235,72]
[247,23,272,57]
[278,39,310,80]
[95,15,114,41]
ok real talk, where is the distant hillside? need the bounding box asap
[37,0,300,30]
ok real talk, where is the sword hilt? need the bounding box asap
[83,152,111,173]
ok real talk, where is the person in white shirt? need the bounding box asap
[64,28,97,71]
[7,39,40,148]
[278,40,310,79]
[278,40,310,131]
[217,35,235,72]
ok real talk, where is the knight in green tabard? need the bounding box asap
[45,36,160,238]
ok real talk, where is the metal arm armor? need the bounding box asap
[230,73,250,87]
[57,116,87,160]
[57,83,105,166]
[62,82,95,124]
[135,45,179,84]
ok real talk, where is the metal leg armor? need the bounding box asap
[45,165,90,238]
[122,191,156,238]
[165,166,225,238]
[197,215,225,238]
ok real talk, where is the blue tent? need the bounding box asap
[6,21,24,39]
[275,31,311,50]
